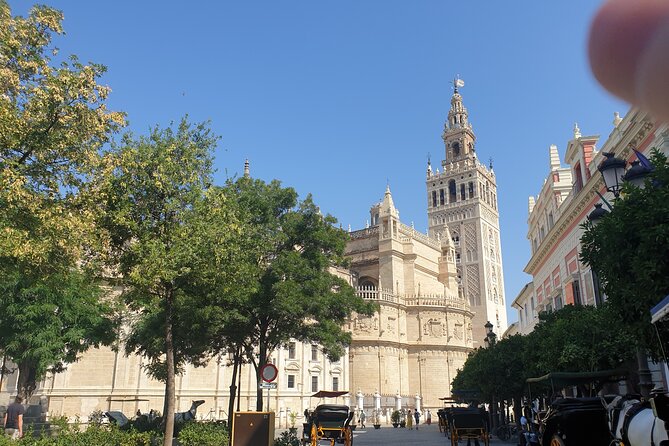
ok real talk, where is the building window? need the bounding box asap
[468,182,475,198]
[440,189,445,205]
[572,280,582,305]
[332,377,339,391]
[592,270,603,307]
[449,180,457,203]
[288,342,296,359]
[432,191,437,207]
[531,296,535,315]
[287,374,295,389]
[456,253,461,264]
[311,376,319,393]
[555,295,563,310]
[460,184,466,201]
[311,345,318,361]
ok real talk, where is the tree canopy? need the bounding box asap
[580,150,669,359]
[98,118,244,445]
[217,177,376,410]
[452,304,636,405]
[0,2,124,399]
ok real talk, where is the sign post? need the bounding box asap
[260,363,278,411]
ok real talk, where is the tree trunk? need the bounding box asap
[163,293,176,446]
[227,349,240,430]
[255,342,267,411]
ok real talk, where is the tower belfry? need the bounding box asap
[427,80,508,346]
[443,78,477,164]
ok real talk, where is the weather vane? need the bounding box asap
[453,75,465,92]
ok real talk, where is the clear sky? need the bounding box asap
[9,1,627,325]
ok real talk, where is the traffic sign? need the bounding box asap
[259,382,277,389]
[260,363,278,382]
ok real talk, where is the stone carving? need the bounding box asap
[423,318,447,337]
[356,316,379,333]
[387,317,396,334]
[453,318,464,340]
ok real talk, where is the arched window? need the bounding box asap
[449,180,457,203]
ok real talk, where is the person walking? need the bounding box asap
[406,409,413,430]
[4,396,24,439]
[426,409,432,425]
[359,410,366,428]
[414,408,421,430]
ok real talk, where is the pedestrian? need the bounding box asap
[414,408,420,430]
[4,396,24,439]
[426,409,432,425]
[406,409,413,429]
[359,410,366,428]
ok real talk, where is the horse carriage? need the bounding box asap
[525,369,669,446]
[445,406,490,446]
[302,404,354,446]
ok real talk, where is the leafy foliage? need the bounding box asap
[452,305,636,402]
[98,118,243,445]
[274,429,301,446]
[581,150,669,359]
[177,421,229,446]
[0,3,124,398]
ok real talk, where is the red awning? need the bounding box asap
[311,390,349,398]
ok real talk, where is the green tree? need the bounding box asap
[581,150,669,359]
[98,118,241,445]
[528,304,635,374]
[217,177,376,411]
[0,3,124,398]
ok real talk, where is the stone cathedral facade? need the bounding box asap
[0,87,507,425]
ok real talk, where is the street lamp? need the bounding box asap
[483,321,496,348]
[598,152,628,198]
[588,152,653,224]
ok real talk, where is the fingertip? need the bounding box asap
[588,0,669,106]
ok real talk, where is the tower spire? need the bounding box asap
[243,158,250,178]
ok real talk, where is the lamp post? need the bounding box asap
[590,151,654,398]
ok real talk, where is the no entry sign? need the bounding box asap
[260,363,278,383]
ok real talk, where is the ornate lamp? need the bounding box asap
[598,152,627,198]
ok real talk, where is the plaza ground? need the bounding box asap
[282,422,511,446]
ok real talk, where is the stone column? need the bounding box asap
[357,390,364,411]
[374,391,381,411]
[414,393,421,412]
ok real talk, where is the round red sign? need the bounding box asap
[260,363,278,382]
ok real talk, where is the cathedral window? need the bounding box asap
[432,191,437,207]
[468,182,475,198]
[440,189,445,205]
[449,180,457,203]
[460,184,466,200]
[456,253,461,264]
[452,142,460,157]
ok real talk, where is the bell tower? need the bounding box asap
[426,78,508,346]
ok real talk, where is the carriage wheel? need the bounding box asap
[310,423,318,446]
[550,434,566,446]
[450,429,457,446]
[344,426,353,446]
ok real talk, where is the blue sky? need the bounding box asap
[9,1,627,324]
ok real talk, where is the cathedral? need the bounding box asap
[0,85,508,425]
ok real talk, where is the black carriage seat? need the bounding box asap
[450,408,486,429]
[314,404,354,429]
[550,397,606,413]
